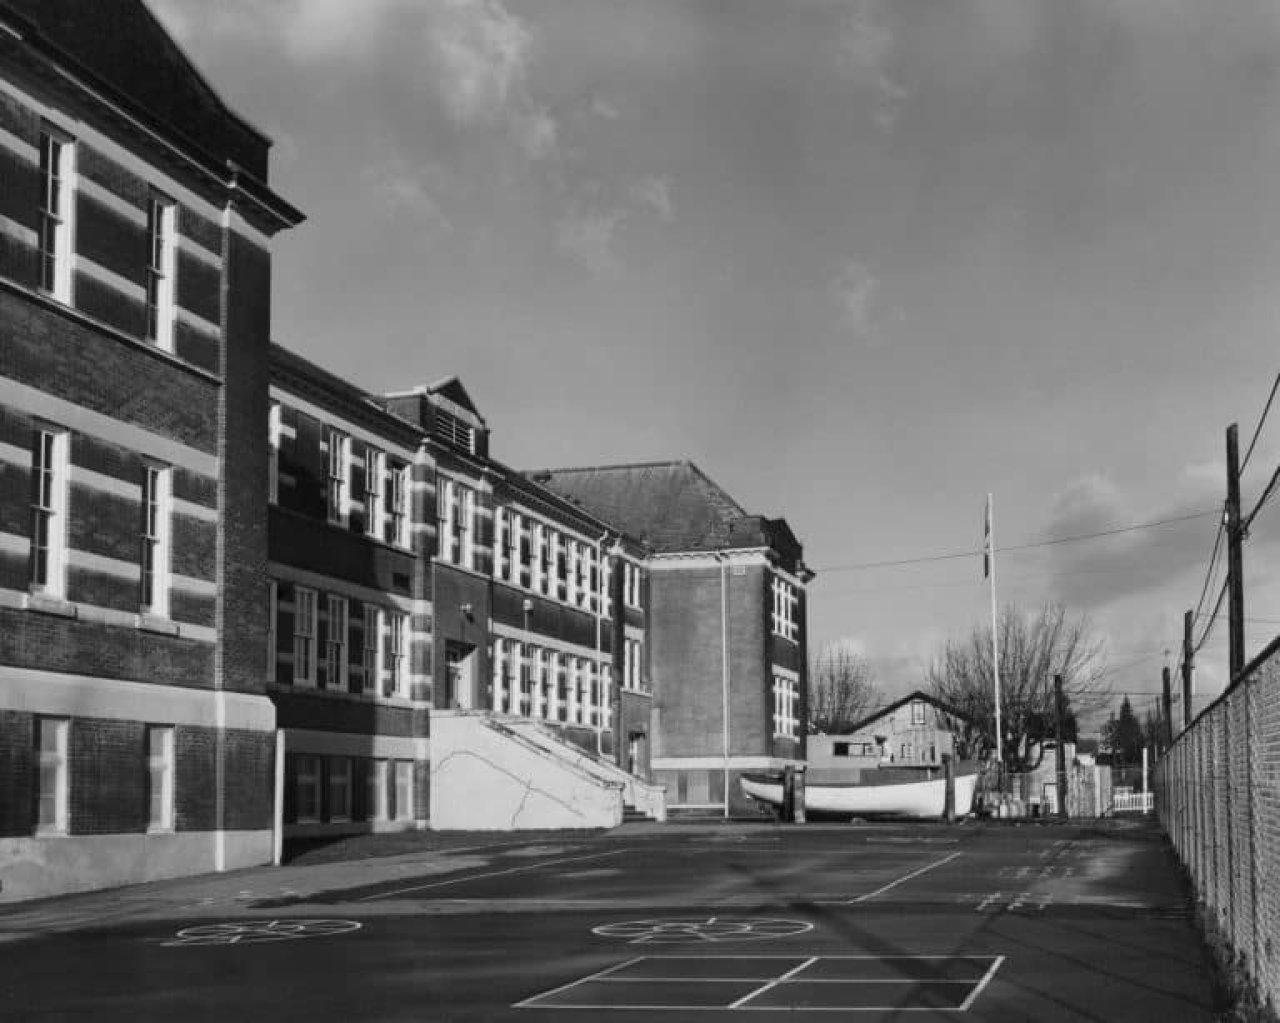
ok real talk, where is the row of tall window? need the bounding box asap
[771,577,800,643]
[294,755,415,825]
[35,718,174,835]
[490,637,613,728]
[27,424,172,616]
[270,585,409,698]
[267,412,412,548]
[38,127,180,349]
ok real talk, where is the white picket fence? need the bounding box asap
[1110,790,1153,814]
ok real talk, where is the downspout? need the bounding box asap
[720,552,731,819]
[594,531,609,758]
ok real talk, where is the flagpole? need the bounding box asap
[987,493,1003,764]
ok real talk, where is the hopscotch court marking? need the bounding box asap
[514,954,1006,1012]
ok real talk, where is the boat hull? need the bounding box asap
[741,771,977,819]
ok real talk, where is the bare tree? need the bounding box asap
[808,643,878,734]
[923,603,1110,768]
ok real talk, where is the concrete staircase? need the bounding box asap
[430,711,666,830]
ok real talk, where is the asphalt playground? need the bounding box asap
[0,819,1219,1021]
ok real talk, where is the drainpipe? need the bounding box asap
[719,552,731,819]
[594,530,609,759]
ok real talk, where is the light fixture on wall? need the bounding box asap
[460,603,474,622]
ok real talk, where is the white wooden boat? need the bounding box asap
[741,770,978,819]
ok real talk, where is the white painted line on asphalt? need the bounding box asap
[511,955,646,1009]
[816,851,963,906]
[359,849,630,901]
[728,956,819,1009]
[958,954,1006,1011]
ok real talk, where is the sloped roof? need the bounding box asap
[527,461,749,553]
[847,691,972,735]
[2,0,270,179]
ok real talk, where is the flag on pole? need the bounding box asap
[983,495,992,579]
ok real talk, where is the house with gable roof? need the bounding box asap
[532,461,814,816]
[807,691,971,777]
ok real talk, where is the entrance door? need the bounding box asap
[627,731,646,777]
[444,642,476,709]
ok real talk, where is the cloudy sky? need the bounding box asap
[149,0,1280,728]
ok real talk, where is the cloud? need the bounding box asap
[837,0,908,129]
[148,0,416,61]
[360,158,454,237]
[428,0,559,161]
[1036,473,1225,610]
[630,175,674,223]
[831,260,884,344]
[590,96,621,120]
[556,207,626,277]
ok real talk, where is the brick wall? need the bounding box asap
[0,606,214,686]
[0,290,220,453]
[69,717,147,834]
[0,709,34,836]
[649,563,771,759]
[1155,644,1280,1010]
[217,228,271,697]
[175,724,274,832]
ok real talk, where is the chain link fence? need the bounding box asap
[1154,641,1280,1011]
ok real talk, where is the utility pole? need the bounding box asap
[1182,610,1194,731]
[1161,665,1173,749]
[1054,674,1068,820]
[1226,424,1245,682]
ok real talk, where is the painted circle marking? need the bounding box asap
[592,917,813,944]
[163,919,362,946]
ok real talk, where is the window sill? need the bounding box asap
[24,593,76,618]
[137,613,180,636]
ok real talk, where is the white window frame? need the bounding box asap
[388,463,409,548]
[393,759,414,821]
[38,127,75,302]
[494,507,509,581]
[325,429,351,525]
[385,610,407,698]
[146,725,175,832]
[603,559,614,618]
[624,562,642,609]
[29,426,69,598]
[773,675,799,739]
[365,447,385,539]
[36,717,69,835]
[492,637,507,713]
[439,478,457,564]
[329,757,352,822]
[139,463,171,617]
[267,403,281,505]
[911,700,926,726]
[324,595,349,690]
[362,605,380,694]
[295,755,321,823]
[771,577,798,642]
[145,193,177,349]
[293,586,318,686]
[460,487,475,569]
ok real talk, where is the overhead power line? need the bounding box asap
[816,509,1217,574]
[1240,370,1280,475]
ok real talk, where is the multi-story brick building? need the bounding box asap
[0,0,301,897]
[264,366,660,845]
[532,462,814,815]
[0,0,814,893]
